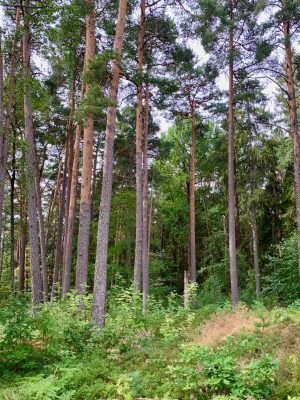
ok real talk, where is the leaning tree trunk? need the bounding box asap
[282,6,300,279]
[23,5,42,306]
[92,0,128,327]
[142,83,149,312]
[227,0,239,307]
[0,8,20,264]
[189,101,196,283]
[75,0,96,294]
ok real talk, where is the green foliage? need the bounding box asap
[263,235,300,305]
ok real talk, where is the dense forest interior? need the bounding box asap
[1,0,300,399]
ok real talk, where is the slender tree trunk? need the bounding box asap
[134,0,146,290]
[19,198,26,292]
[282,5,300,279]
[227,1,239,307]
[35,153,48,301]
[75,0,95,294]
[10,128,16,292]
[23,4,42,306]
[142,83,149,311]
[92,0,128,327]
[51,155,67,299]
[250,210,260,297]
[45,157,62,253]
[64,84,76,235]
[62,125,81,296]
[0,8,20,261]
[189,102,196,282]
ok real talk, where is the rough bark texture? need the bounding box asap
[142,84,149,311]
[23,6,42,306]
[35,154,48,301]
[92,0,128,327]
[282,4,300,279]
[189,103,196,283]
[0,8,20,263]
[19,199,26,292]
[134,0,146,290]
[75,0,95,294]
[228,1,239,307]
[62,125,81,296]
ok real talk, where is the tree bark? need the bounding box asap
[23,3,42,306]
[282,3,300,279]
[10,128,16,292]
[0,8,20,264]
[189,102,196,282]
[75,0,95,294]
[35,151,48,301]
[92,0,128,327]
[19,198,26,292]
[134,0,146,290]
[51,152,67,299]
[142,83,149,311]
[250,210,260,297]
[62,124,81,296]
[228,0,239,307]
[45,156,62,253]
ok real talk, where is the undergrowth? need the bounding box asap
[0,289,300,399]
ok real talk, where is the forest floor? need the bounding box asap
[1,294,300,399]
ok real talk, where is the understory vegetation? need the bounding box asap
[1,287,300,400]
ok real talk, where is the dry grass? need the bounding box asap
[193,306,259,347]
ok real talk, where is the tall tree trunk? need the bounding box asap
[51,154,67,299]
[35,152,48,301]
[189,101,196,282]
[92,0,128,327]
[134,0,146,290]
[62,124,81,296]
[228,0,239,307]
[142,83,149,311]
[45,156,62,253]
[0,8,20,263]
[19,198,26,292]
[250,210,260,297]
[75,0,95,294]
[23,4,42,306]
[10,128,16,292]
[282,3,300,279]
